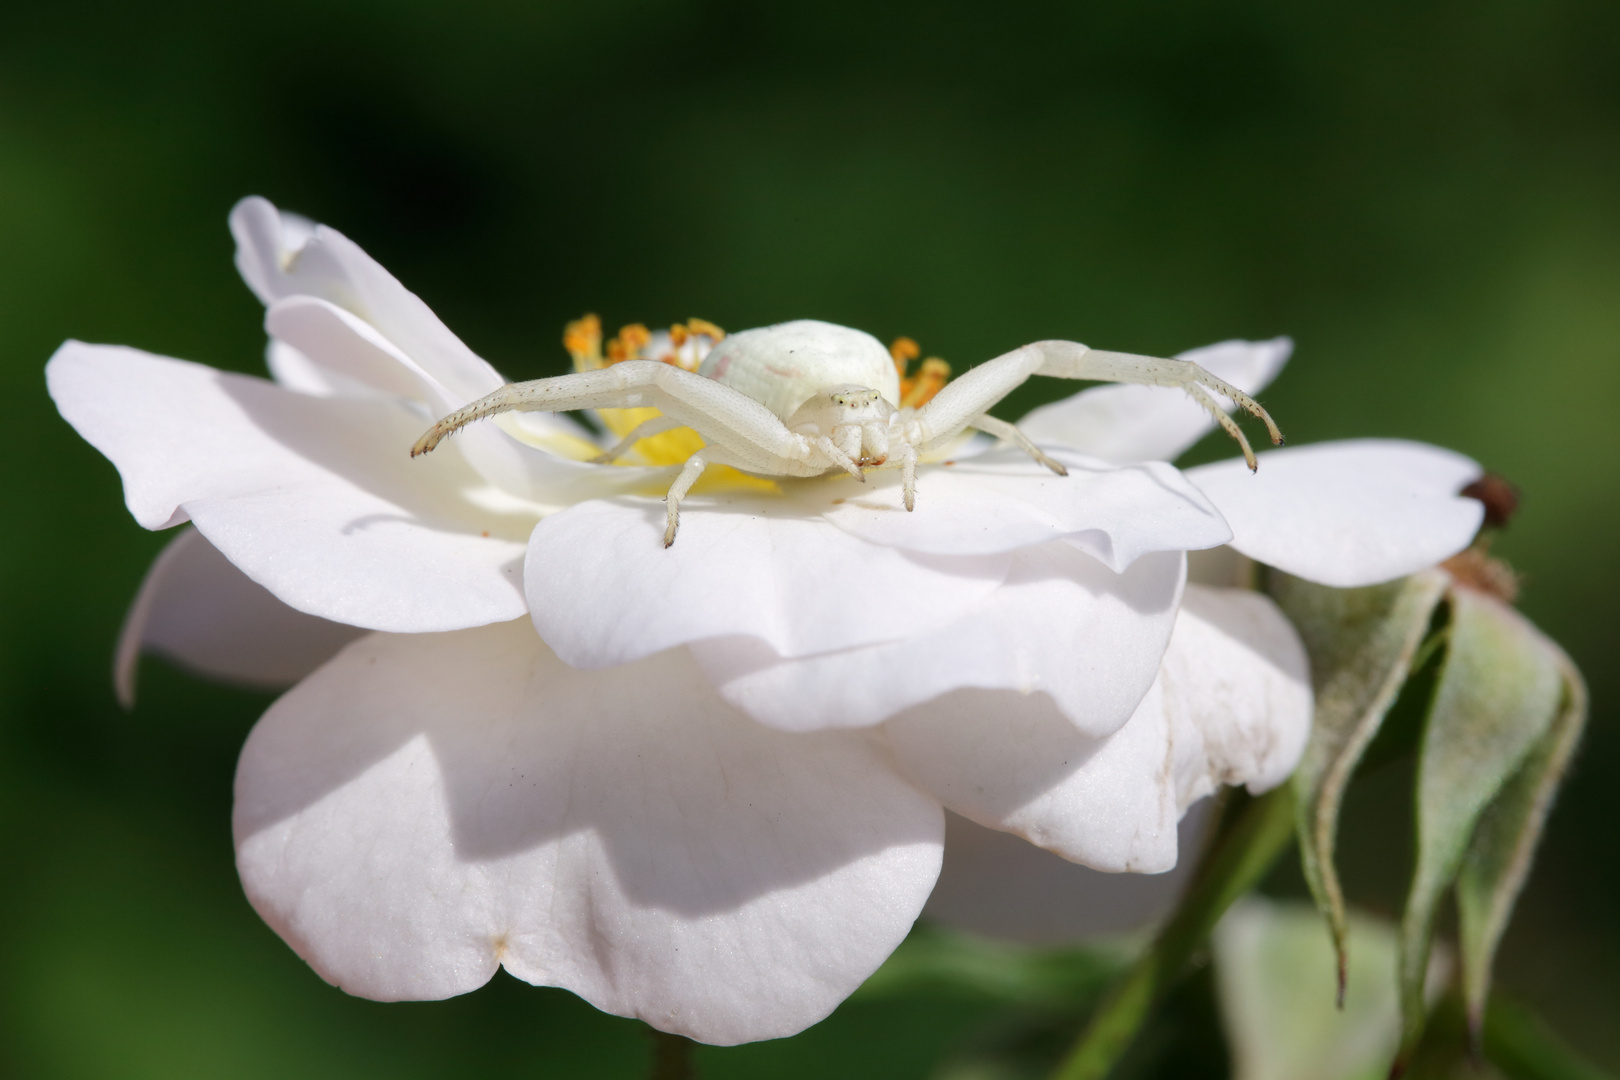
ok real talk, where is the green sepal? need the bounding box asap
[1270,569,1450,1002]
[1397,587,1564,1064]
[1455,649,1587,1045]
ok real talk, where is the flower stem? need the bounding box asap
[647,1027,697,1080]
[1048,786,1297,1080]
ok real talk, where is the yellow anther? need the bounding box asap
[564,314,604,372]
[890,336,920,381]
[686,317,725,342]
[669,323,690,347]
[901,357,951,409]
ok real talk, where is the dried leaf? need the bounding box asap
[1456,650,1587,1044]
[1397,587,1563,1063]
[1271,569,1449,1001]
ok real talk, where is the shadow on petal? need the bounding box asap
[235,621,942,917]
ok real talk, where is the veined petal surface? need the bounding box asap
[1018,338,1293,463]
[1158,585,1313,808]
[1186,440,1483,587]
[116,527,364,706]
[234,622,943,1044]
[691,547,1184,735]
[48,342,531,631]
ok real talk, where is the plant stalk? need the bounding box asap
[1049,786,1297,1080]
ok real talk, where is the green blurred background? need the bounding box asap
[2,1,1615,1076]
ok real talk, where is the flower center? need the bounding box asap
[558,316,960,495]
[564,314,778,494]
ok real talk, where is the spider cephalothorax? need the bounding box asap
[411,318,1282,546]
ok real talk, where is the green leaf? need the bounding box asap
[1456,652,1588,1044]
[1270,570,1450,1001]
[1212,899,1417,1080]
[1397,587,1564,1064]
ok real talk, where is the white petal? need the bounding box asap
[265,295,628,503]
[1158,585,1313,810]
[231,196,504,406]
[822,448,1232,567]
[884,684,1180,873]
[922,803,1215,944]
[881,584,1312,873]
[526,495,1010,668]
[692,547,1184,735]
[1185,439,1484,587]
[234,623,943,1044]
[234,200,630,487]
[266,296,435,404]
[1017,338,1293,462]
[115,528,364,706]
[248,229,622,504]
[265,340,366,397]
[48,341,531,631]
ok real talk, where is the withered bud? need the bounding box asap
[1461,472,1520,528]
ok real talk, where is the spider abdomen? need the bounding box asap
[698,320,901,421]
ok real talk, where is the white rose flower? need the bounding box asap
[46,197,1485,1044]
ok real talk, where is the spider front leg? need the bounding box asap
[915,341,1284,470]
[1043,345,1285,470]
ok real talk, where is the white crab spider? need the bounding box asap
[411,320,1283,546]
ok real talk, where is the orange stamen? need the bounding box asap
[605,323,652,364]
[564,313,604,370]
[687,317,725,342]
[901,357,951,408]
[890,336,920,382]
